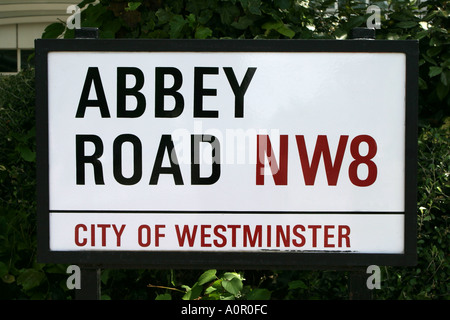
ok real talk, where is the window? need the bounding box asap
[0,50,18,72]
[0,49,35,73]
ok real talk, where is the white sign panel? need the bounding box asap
[36,39,418,267]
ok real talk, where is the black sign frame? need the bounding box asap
[35,39,418,268]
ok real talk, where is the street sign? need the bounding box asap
[36,39,418,268]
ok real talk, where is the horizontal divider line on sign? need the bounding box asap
[48,210,405,215]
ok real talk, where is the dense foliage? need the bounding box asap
[0,0,448,299]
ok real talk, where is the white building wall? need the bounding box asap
[0,0,76,72]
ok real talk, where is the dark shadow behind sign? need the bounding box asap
[35,39,418,269]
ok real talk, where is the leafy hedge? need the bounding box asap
[0,0,448,299]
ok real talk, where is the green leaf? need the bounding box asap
[181,284,191,291]
[262,21,295,38]
[440,70,450,86]
[422,53,437,66]
[429,36,442,47]
[155,293,172,300]
[223,272,243,280]
[169,15,187,38]
[247,0,262,15]
[42,23,65,39]
[436,82,449,101]
[218,4,240,25]
[186,13,196,28]
[82,3,108,28]
[100,269,110,284]
[16,145,35,162]
[2,274,15,284]
[197,9,213,25]
[276,24,295,38]
[222,278,242,295]
[222,273,243,296]
[263,19,282,29]
[344,15,367,31]
[427,46,442,57]
[17,269,45,291]
[418,77,428,90]
[182,282,203,300]
[126,2,142,11]
[156,8,172,24]
[246,288,271,300]
[102,18,122,34]
[416,30,429,40]
[390,12,415,22]
[198,269,217,285]
[204,286,217,295]
[429,66,443,78]
[231,15,255,30]
[195,26,213,39]
[396,21,418,29]
[63,28,75,39]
